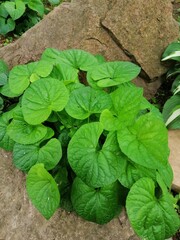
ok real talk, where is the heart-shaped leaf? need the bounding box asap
[0,3,9,18]
[9,61,53,95]
[100,84,143,130]
[4,0,25,20]
[118,153,156,188]
[0,112,15,151]
[26,164,60,219]
[126,177,180,240]
[13,138,62,171]
[28,0,44,16]
[71,177,122,224]
[117,113,169,169]
[87,61,141,88]
[49,62,79,83]
[68,122,122,187]
[22,78,69,125]
[7,117,47,144]
[41,48,98,71]
[0,16,15,35]
[65,86,112,119]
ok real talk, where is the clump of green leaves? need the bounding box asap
[0,0,62,35]
[161,41,180,129]
[0,48,179,240]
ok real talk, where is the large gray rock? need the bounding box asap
[0,0,178,84]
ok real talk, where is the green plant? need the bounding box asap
[0,48,179,240]
[161,41,180,129]
[0,0,62,35]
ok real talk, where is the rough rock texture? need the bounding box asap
[168,130,180,192]
[0,150,140,240]
[0,0,178,87]
[101,0,179,80]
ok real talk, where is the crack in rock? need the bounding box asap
[100,20,151,81]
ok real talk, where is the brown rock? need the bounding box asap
[102,0,179,80]
[0,0,178,83]
[168,130,180,192]
[0,150,139,240]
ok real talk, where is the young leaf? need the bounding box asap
[65,86,112,120]
[13,138,62,171]
[22,78,69,125]
[26,164,60,219]
[71,177,122,224]
[87,61,141,88]
[4,0,25,20]
[100,84,143,130]
[68,122,122,187]
[117,113,169,169]
[7,118,47,144]
[9,61,53,95]
[126,177,180,240]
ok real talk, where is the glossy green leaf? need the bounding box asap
[29,60,53,82]
[68,122,121,187]
[9,61,53,95]
[49,63,79,82]
[162,95,180,129]
[9,64,31,94]
[87,61,141,88]
[7,118,47,144]
[0,59,9,76]
[140,97,163,120]
[13,138,62,171]
[41,48,98,71]
[26,164,60,219]
[162,42,180,62]
[22,78,69,125]
[0,73,8,86]
[157,163,173,188]
[48,0,61,5]
[126,177,180,240]
[118,153,156,188]
[0,112,15,151]
[4,0,25,20]
[0,3,9,18]
[100,84,143,130]
[0,16,15,35]
[0,83,20,98]
[117,113,169,169]
[65,86,112,120]
[71,177,122,224]
[28,0,44,16]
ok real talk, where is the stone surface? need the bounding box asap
[168,130,180,192]
[0,150,140,240]
[0,0,178,91]
[101,0,179,80]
